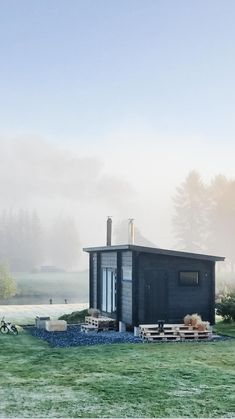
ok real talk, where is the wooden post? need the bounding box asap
[89,253,93,308]
[97,252,101,310]
[116,250,122,323]
[210,262,216,325]
[132,251,140,327]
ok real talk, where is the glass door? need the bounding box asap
[101,268,117,313]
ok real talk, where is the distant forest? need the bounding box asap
[0,171,235,282]
[0,211,80,271]
[172,171,235,269]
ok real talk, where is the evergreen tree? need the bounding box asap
[208,177,235,272]
[0,210,43,271]
[173,171,207,252]
[48,216,80,270]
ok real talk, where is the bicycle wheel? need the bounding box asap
[11,326,18,336]
[0,325,9,334]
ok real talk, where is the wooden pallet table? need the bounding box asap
[179,330,210,340]
[84,316,117,331]
[139,323,211,343]
[81,324,98,333]
[143,334,181,342]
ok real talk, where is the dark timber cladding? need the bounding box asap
[84,244,225,327]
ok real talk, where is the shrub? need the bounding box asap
[183,314,191,326]
[184,313,202,327]
[216,292,235,322]
[58,309,89,324]
[0,264,17,299]
[88,308,100,318]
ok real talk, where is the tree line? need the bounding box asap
[0,210,80,272]
[173,171,235,273]
[1,173,235,277]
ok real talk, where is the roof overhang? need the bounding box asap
[83,244,225,262]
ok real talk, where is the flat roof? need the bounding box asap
[83,244,225,262]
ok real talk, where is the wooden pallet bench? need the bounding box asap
[179,330,210,340]
[143,334,181,342]
[81,324,98,333]
[139,323,211,342]
[83,316,117,332]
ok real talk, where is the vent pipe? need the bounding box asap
[128,218,135,245]
[106,216,112,246]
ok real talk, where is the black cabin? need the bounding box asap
[83,244,224,327]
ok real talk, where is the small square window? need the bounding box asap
[179,271,199,286]
[122,267,132,281]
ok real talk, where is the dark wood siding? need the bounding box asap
[89,248,217,326]
[121,251,132,324]
[101,252,117,269]
[92,253,97,308]
[138,253,213,324]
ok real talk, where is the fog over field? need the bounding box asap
[0,2,235,291]
[0,136,235,281]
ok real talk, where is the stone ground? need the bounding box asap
[0,303,88,325]
[27,324,230,347]
[27,325,143,347]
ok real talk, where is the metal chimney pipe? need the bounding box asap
[128,218,135,244]
[106,216,112,246]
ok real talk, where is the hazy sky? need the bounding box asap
[1,1,235,253]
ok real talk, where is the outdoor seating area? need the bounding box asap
[27,313,227,347]
[139,323,212,342]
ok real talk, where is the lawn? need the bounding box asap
[214,321,235,338]
[0,330,235,418]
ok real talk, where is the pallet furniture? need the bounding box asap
[81,324,98,333]
[45,320,67,332]
[139,323,212,342]
[81,316,117,333]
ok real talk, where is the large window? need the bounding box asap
[179,271,199,286]
[101,268,117,313]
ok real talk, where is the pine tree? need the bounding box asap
[173,171,207,252]
[48,216,80,270]
[208,177,235,272]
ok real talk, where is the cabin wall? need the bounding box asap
[90,250,133,324]
[90,253,97,309]
[101,252,117,269]
[89,249,216,326]
[138,253,214,324]
[121,251,132,325]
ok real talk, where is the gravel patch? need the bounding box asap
[25,325,233,348]
[26,325,142,347]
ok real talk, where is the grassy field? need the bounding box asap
[0,330,235,418]
[214,321,235,338]
[0,271,88,305]
[0,303,88,325]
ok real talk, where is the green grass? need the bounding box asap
[214,320,235,338]
[0,331,235,417]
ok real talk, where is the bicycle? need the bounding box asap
[0,317,18,335]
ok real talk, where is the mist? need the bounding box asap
[1,137,235,273]
[0,137,137,266]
